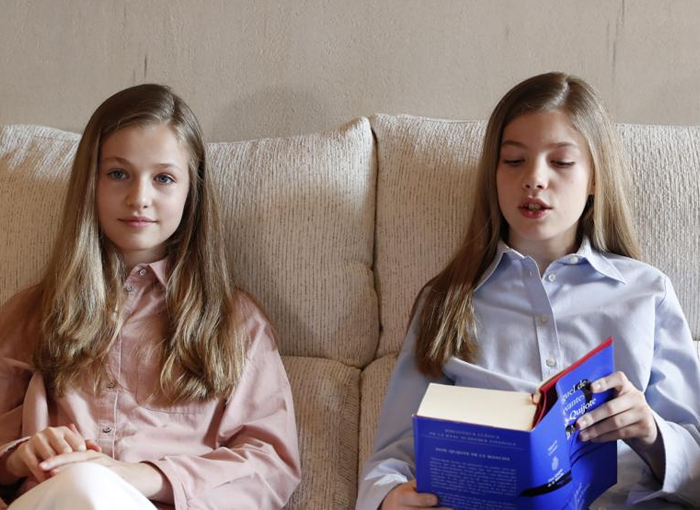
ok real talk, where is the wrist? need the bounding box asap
[0,449,25,484]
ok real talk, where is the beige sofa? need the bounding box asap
[1,116,698,509]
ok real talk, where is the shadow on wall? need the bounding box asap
[211,86,340,142]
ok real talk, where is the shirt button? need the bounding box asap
[138,268,147,276]
[569,255,579,264]
[546,358,557,368]
[539,314,549,324]
[106,380,116,389]
[102,426,113,434]
[126,285,134,293]
[547,273,556,282]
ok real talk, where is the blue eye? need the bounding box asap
[155,174,175,184]
[107,169,127,180]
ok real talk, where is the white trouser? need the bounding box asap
[8,463,157,510]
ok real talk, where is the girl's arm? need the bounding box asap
[0,289,41,505]
[576,276,700,506]
[356,291,449,510]
[141,294,301,509]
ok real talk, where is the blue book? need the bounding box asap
[413,338,616,510]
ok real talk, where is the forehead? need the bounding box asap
[501,110,588,150]
[100,124,190,163]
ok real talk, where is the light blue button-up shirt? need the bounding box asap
[357,239,700,510]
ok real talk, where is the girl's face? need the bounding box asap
[496,109,594,258]
[96,124,191,268]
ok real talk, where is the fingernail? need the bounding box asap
[580,431,589,441]
[39,461,48,469]
[592,382,602,391]
[577,417,588,429]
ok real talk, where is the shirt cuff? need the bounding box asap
[626,411,696,507]
[145,458,187,510]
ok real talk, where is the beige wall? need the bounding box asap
[1,0,699,141]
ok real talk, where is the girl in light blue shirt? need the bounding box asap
[357,72,700,510]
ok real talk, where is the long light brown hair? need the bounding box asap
[33,84,248,403]
[415,72,641,377]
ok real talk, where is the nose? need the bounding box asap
[522,159,548,191]
[126,178,152,209]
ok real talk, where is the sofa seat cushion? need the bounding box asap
[282,356,360,510]
[358,353,397,479]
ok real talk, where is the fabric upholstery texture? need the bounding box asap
[371,114,486,356]
[618,124,700,341]
[0,125,79,307]
[208,118,378,366]
[282,356,360,510]
[358,354,397,481]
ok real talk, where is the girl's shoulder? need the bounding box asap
[232,289,280,355]
[595,251,670,293]
[0,286,42,357]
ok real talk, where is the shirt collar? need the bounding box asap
[576,237,627,284]
[128,258,170,288]
[475,237,626,290]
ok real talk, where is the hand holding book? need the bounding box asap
[576,370,664,480]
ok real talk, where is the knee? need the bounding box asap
[48,463,120,505]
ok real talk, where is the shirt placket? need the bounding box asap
[520,258,563,380]
[97,269,145,455]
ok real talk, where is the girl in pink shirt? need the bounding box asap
[0,84,300,509]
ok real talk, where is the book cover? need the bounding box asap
[413,338,616,510]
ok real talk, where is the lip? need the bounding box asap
[518,198,551,219]
[118,216,156,227]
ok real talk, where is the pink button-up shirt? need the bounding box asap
[0,261,300,509]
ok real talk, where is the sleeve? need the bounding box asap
[0,290,38,508]
[627,276,700,507]
[146,294,301,510]
[355,292,449,510]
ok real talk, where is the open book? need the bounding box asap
[413,338,616,510]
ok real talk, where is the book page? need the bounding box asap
[417,383,537,431]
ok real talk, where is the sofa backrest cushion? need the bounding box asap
[372,114,700,356]
[0,120,379,366]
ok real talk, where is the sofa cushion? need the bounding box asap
[371,115,700,360]
[371,114,485,357]
[282,356,360,510]
[0,125,79,305]
[618,124,700,342]
[0,120,379,366]
[358,354,397,480]
[208,118,378,365]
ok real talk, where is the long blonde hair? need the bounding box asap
[415,72,641,377]
[33,84,248,403]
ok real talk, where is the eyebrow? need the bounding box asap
[500,140,580,150]
[100,156,183,170]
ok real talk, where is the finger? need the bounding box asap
[590,371,630,394]
[45,428,78,455]
[401,490,439,507]
[32,434,59,461]
[86,439,102,453]
[579,407,646,441]
[577,391,639,430]
[586,421,652,443]
[62,430,88,452]
[40,450,102,471]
